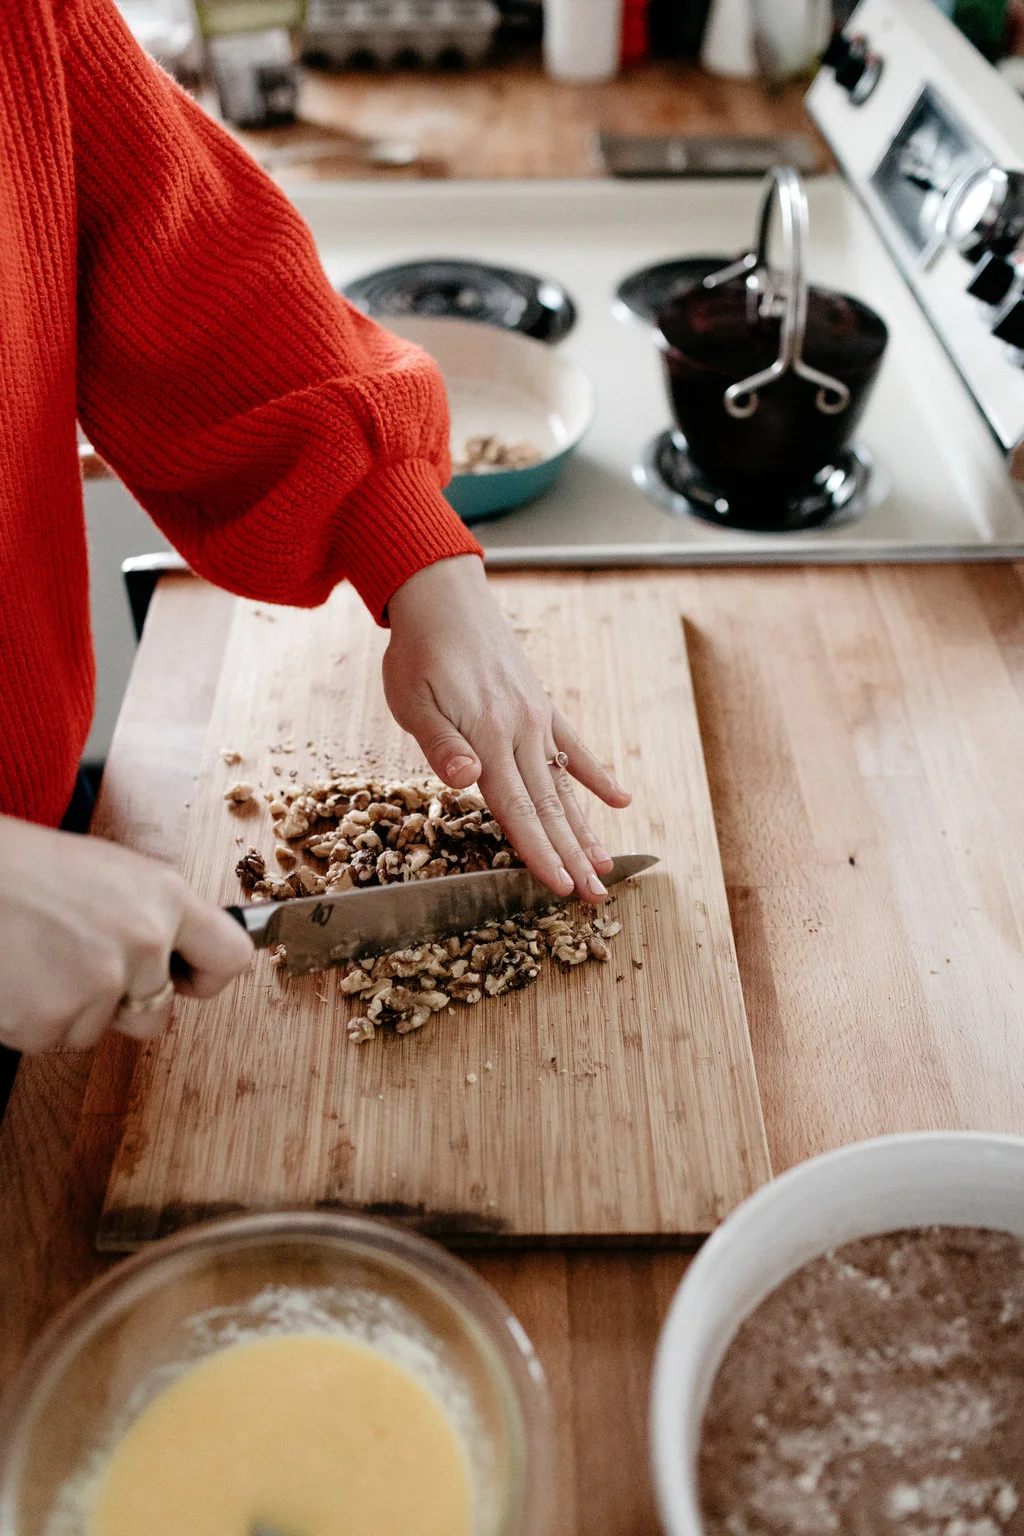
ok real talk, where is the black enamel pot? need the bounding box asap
[655,167,889,519]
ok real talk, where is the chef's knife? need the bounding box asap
[227,854,658,977]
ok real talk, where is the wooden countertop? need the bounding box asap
[225,52,826,181]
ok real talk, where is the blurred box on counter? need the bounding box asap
[192,0,305,125]
[301,0,501,68]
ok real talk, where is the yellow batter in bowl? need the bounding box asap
[85,1333,471,1536]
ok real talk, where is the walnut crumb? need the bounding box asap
[220,748,243,766]
[224,781,255,806]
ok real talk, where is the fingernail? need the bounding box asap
[612,779,628,797]
[587,873,608,898]
[556,867,574,892]
[588,842,611,866]
[445,755,477,779]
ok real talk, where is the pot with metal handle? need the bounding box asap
[655,165,889,518]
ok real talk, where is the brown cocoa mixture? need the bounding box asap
[698,1228,1024,1536]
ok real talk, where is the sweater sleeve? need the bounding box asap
[58,0,482,622]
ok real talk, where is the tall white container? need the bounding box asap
[700,0,757,78]
[543,0,622,82]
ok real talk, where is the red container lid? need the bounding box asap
[621,0,649,64]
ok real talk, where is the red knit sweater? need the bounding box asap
[0,0,482,828]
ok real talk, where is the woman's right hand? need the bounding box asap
[0,816,253,1054]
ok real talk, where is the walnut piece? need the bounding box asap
[452,435,543,473]
[234,847,266,890]
[224,781,255,806]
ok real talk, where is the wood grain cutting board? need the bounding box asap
[99,574,770,1250]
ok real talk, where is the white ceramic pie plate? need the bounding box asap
[383,316,596,523]
[650,1131,1024,1536]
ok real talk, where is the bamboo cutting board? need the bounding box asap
[99,573,770,1250]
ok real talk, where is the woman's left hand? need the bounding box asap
[382,555,631,905]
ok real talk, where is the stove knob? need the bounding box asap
[993,298,1024,348]
[968,251,1018,304]
[944,166,1024,262]
[822,32,883,104]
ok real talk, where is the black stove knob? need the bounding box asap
[822,31,851,69]
[823,31,883,103]
[993,299,1024,348]
[968,252,1018,304]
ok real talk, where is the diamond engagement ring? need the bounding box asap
[546,751,569,769]
[116,978,175,1016]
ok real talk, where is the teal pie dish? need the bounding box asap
[383,316,596,524]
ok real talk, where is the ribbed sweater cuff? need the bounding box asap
[342,458,484,623]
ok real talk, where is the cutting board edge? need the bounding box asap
[94,1197,728,1256]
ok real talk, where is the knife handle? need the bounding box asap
[169,907,264,985]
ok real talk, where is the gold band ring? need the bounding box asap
[117,978,175,1016]
[546,751,569,770]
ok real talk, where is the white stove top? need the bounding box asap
[292,173,1024,563]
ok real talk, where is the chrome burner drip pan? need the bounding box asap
[341,258,576,343]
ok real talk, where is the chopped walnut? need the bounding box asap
[595,917,622,939]
[279,809,309,840]
[220,748,243,766]
[337,898,618,1038]
[234,848,266,890]
[223,781,255,806]
[452,435,543,473]
[252,873,298,901]
[228,771,625,1040]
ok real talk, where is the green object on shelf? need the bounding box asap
[953,0,1008,59]
[194,0,304,38]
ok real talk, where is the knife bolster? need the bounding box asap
[226,904,278,945]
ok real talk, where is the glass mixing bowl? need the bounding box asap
[0,1211,553,1536]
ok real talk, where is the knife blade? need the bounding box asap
[226,853,658,977]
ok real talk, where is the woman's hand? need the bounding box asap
[383,555,631,904]
[0,816,253,1054]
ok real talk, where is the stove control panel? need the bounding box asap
[808,0,1024,477]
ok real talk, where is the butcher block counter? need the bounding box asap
[5,62,1024,1536]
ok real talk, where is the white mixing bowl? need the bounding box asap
[650,1131,1024,1536]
